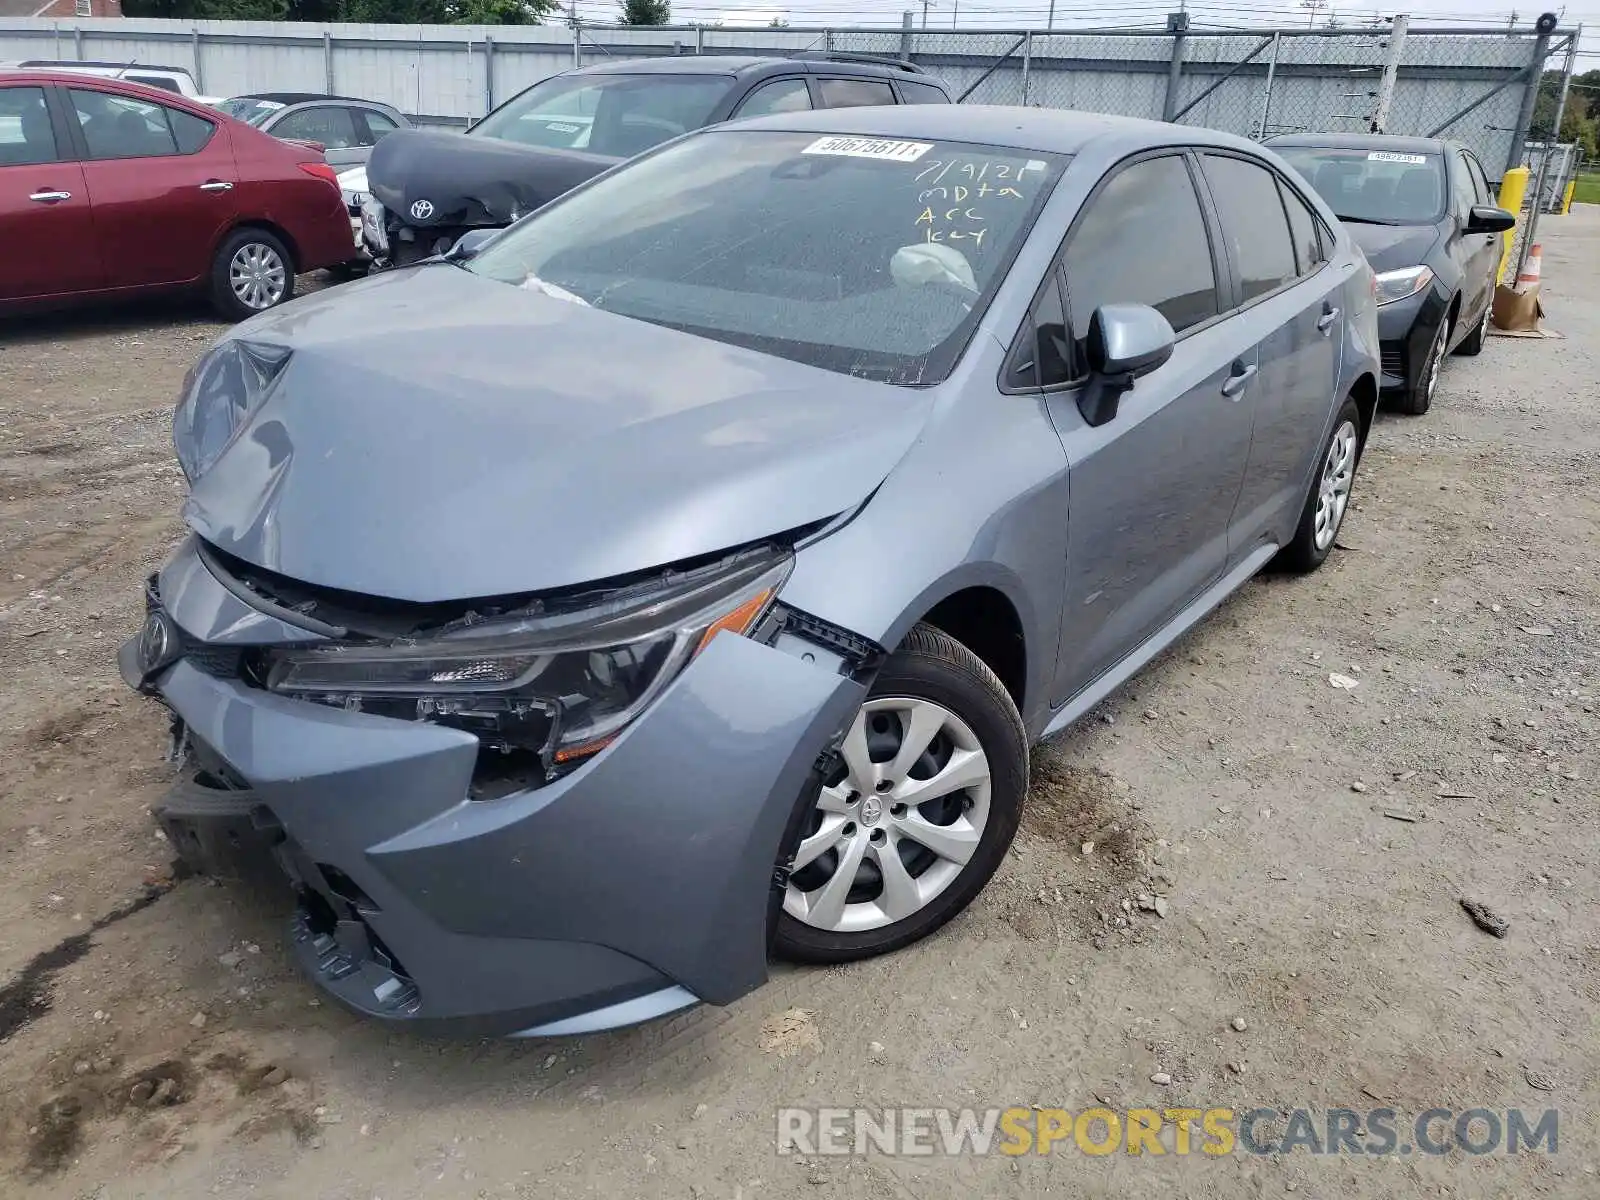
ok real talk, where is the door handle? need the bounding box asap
[29,190,71,203]
[198,180,234,192]
[1317,306,1340,333]
[1220,362,1258,399]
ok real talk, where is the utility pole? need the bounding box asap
[1047,0,1056,28]
[1302,0,1327,28]
[922,0,932,29]
[952,0,959,28]
[1370,13,1409,132]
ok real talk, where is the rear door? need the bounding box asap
[1049,151,1258,702]
[0,82,100,300]
[1197,151,1341,562]
[64,86,236,289]
[270,103,366,170]
[729,77,814,120]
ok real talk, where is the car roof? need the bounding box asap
[1267,132,1450,154]
[13,59,193,75]
[0,70,212,108]
[725,103,1265,157]
[232,91,391,107]
[573,54,932,84]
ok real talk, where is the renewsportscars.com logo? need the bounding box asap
[776,1106,1560,1158]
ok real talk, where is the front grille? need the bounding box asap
[1380,347,1404,378]
[177,630,243,679]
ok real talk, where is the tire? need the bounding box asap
[1277,395,1363,574]
[1454,298,1489,357]
[773,623,1027,964]
[210,228,295,322]
[1397,312,1449,416]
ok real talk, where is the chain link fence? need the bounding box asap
[0,14,1579,179]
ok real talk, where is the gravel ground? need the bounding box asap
[1,211,1597,1199]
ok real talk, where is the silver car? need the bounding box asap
[123,106,1379,1037]
[215,92,408,170]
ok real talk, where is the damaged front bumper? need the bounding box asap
[122,539,867,1037]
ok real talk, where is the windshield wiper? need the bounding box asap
[1335,214,1400,226]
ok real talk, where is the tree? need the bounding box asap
[1531,68,1597,158]
[619,0,670,22]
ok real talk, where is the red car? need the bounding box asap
[0,71,355,320]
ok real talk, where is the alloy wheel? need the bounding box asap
[229,242,288,311]
[1423,318,1449,403]
[1313,418,1359,551]
[784,697,991,934]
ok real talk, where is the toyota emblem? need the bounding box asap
[410,199,435,221]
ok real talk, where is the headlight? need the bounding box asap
[1373,265,1434,306]
[172,341,291,482]
[264,554,791,772]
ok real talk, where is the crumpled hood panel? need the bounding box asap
[366,129,615,229]
[182,267,933,602]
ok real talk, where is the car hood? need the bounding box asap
[181,266,934,603]
[1344,221,1442,275]
[366,128,616,229]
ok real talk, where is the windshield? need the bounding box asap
[216,97,284,128]
[471,73,730,159]
[1275,146,1445,225]
[467,130,1064,385]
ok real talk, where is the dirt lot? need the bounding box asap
[2,212,1598,1200]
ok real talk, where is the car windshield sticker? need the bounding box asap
[803,136,933,163]
[910,156,1044,252]
[1368,151,1426,164]
[255,100,286,111]
[543,121,580,133]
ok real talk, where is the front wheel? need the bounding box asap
[1277,395,1363,574]
[210,228,295,321]
[1398,313,1449,415]
[1454,297,1490,357]
[773,624,1027,964]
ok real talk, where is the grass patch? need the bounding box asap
[1574,173,1600,206]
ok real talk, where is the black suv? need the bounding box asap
[362,53,953,267]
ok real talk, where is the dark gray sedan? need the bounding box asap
[124,106,1379,1037]
[216,92,408,170]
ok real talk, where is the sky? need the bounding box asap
[566,1,1600,70]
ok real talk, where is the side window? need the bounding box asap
[1447,152,1475,219]
[359,109,400,146]
[1279,179,1326,276]
[126,74,182,95]
[0,86,61,166]
[1464,152,1492,206]
[69,89,211,160]
[1062,154,1219,342]
[817,78,897,109]
[1006,273,1074,390]
[897,79,950,105]
[273,105,361,149]
[1201,153,1298,303]
[733,78,812,119]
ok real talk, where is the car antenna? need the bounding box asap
[112,59,140,79]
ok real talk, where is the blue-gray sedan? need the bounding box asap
[124,106,1380,1037]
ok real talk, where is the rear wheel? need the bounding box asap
[1277,395,1362,574]
[210,228,294,321]
[773,624,1026,963]
[1454,297,1490,357]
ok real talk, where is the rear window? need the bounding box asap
[897,79,950,104]
[467,129,1065,386]
[1275,145,1445,225]
[473,73,729,159]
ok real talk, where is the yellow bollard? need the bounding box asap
[1496,166,1529,285]
[1561,179,1576,215]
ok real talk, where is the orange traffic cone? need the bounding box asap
[1516,243,1543,291]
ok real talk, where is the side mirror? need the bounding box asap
[1078,303,1175,427]
[1465,205,1516,235]
[448,228,497,261]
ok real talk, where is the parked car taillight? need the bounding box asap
[298,162,340,191]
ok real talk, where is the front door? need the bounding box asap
[1048,152,1258,703]
[0,84,100,301]
[65,86,237,290]
[1459,149,1502,320]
